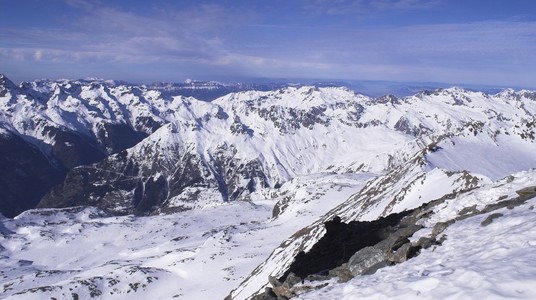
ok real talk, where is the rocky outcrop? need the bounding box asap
[251,184,536,299]
[279,212,411,281]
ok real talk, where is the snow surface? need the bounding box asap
[426,134,536,181]
[0,174,370,299]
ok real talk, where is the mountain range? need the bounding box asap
[0,73,535,299]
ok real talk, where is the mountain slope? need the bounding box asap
[0,128,64,217]
[1,74,536,299]
[294,171,536,300]
[2,74,535,217]
[1,75,190,216]
[38,85,536,216]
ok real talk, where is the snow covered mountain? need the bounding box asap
[37,83,536,215]
[1,73,536,299]
[0,75,366,216]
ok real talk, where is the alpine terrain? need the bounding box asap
[0,73,535,299]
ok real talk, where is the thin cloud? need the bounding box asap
[0,1,248,65]
[1,1,535,87]
[372,0,441,11]
[230,20,536,86]
[304,0,441,15]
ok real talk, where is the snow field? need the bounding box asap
[0,174,370,299]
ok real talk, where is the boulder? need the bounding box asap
[480,213,503,226]
[347,246,388,276]
[516,186,536,197]
[328,265,353,282]
[390,242,412,263]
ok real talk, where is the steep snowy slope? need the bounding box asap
[229,148,486,299]
[232,165,536,299]
[294,171,536,300]
[38,85,536,215]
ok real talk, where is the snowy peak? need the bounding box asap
[1,73,536,217]
[30,80,536,216]
[1,74,536,300]
[213,86,366,135]
[0,73,17,90]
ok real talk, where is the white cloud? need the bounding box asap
[34,50,43,61]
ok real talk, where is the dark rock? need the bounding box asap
[416,237,435,249]
[399,214,419,228]
[457,205,480,220]
[431,221,453,239]
[516,186,536,197]
[47,127,106,169]
[481,213,503,226]
[271,286,293,299]
[390,242,412,263]
[282,273,301,288]
[281,211,411,281]
[374,224,422,251]
[251,287,279,300]
[96,123,148,154]
[407,236,439,259]
[304,274,330,282]
[407,244,423,259]
[347,246,388,276]
[328,265,353,282]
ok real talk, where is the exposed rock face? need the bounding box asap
[0,130,64,217]
[38,141,207,214]
[516,186,536,197]
[49,128,107,169]
[280,213,410,281]
[37,122,276,215]
[251,183,536,300]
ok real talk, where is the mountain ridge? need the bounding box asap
[1,74,535,217]
[1,73,536,299]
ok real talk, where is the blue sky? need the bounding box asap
[1,0,536,87]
